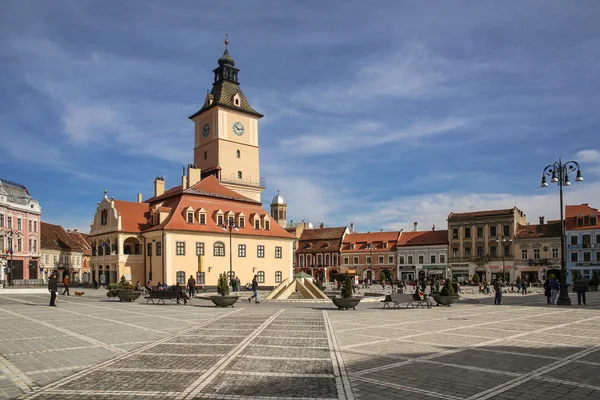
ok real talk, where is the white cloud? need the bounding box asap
[576,150,600,163]
[279,117,469,155]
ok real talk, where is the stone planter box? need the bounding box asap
[209,295,239,307]
[332,296,362,310]
[116,291,141,302]
[432,294,459,307]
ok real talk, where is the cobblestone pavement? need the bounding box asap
[0,290,599,399]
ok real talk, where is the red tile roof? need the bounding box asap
[397,230,449,246]
[565,204,600,230]
[448,208,515,220]
[342,231,401,252]
[297,227,347,254]
[299,227,347,241]
[515,222,562,239]
[113,200,150,233]
[41,222,82,252]
[67,230,92,255]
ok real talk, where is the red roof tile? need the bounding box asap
[299,227,347,241]
[342,231,401,252]
[113,200,150,233]
[297,227,347,254]
[565,204,600,230]
[67,231,92,255]
[41,222,82,252]
[397,230,448,246]
[515,222,562,239]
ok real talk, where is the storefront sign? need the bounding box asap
[398,266,416,269]
[423,265,446,270]
[489,265,513,270]
[575,263,600,267]
[450,263,469,267]
[347,269,357,274]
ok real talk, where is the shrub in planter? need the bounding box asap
[440,278,456,296]
[472,273,480,285]
[341,273,353,299]
[217,272,229,296]
[106,280,135,298]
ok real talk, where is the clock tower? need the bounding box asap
[189,36,265,202]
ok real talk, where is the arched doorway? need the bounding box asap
[315,270,325,282]
[381,269,392,282]
[328,269,338,282]
[475,267,486,283]
[363,269,374,282]
[546,268,561,281]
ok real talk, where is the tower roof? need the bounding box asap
[271,190,286,205]
[189,37,263,119]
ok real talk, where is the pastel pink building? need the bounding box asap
[0,178,42,284]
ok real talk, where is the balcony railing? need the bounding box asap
[528,258,549,266]
[568,243,597,249]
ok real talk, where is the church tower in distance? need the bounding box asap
[189,36,265,202]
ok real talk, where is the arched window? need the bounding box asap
[299,255,304,267]
[317,254,322,266]
[325,254,330,266]
[275,271,282,283]
[214,242,225,256]
[257,271,265,283]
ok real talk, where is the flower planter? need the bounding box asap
[209,295,239,307]
[117,291,141,302]
[432,294,459,307]
[332,296,362,310]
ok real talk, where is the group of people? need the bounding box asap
[491,275,589,306]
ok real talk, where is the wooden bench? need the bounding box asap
[145,289,182,304]
[381,293,432,309]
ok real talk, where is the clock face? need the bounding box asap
[232,121,245,136]
[202,123,210,137]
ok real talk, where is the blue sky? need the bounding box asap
[1,0,600,233]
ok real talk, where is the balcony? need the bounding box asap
[121,254,143,263]
[528,258,549,266]
[568,243,597,249]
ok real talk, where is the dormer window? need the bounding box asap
[233,93,241,107]
[199,213,206,224]
[578,217,584,227]
[591,215,597,226]
[349,244,355,250]
[218,215,224,225]
[239,217,245,228]
[324,243,330,248]
[254,220,260,229]
[383,243,388,249]
[187,212,194,224]
[265,220,270,230]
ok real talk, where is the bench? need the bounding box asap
[381,293,432,309]
[145,289,185,305]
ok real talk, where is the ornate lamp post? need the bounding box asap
[221,218,239,286]
[1,229,22,286]
[496,235,512,281]
[541,158,584,306]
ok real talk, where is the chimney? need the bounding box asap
[350,223,355,234]
[413,221,418,232]
[74,229,78,232]
[137,193,142,203]
[539,216,545,225]
[154,177,164,197]
[432,224,436,231]
[319,222,324,229]
[187,164,201,188]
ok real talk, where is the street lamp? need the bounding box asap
[541,158,584,306]
[1,229,22,286]
[496,235,512,281]
[221,218,239,286]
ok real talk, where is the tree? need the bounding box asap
[341,272,353,299]
[572,270,580,281]
[217,272,230,296]
[472,273,480,284]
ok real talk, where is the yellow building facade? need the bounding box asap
[88,40,295,287]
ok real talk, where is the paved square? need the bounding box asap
[0,291,599,399]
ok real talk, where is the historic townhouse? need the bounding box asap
[40,222,85,283]
[88,41,295,287]
[341,230,401,283]
[513,217,561,284]
[67,229,92,283]
[397,225,449,282]
[447,208,527,283]
[0,178,42,283]
[295,226,347,282]
[566,203,600,282]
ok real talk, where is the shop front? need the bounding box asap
[449,263,470,283]
[397,266,416,282]
[571,262,600,283]
[488,264,513,282]
[422,264,447,278]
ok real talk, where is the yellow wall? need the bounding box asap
[155,230,293,286]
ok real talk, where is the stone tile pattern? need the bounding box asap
[0,290,599,399]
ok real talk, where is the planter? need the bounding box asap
[332,296,362,310]
[432,294,460,307]
[209,295,239,307]
[117,291,142,302]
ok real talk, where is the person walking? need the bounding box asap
[48,271,58,306]
[493,278,503,305]
[62,274,70,296]
[573,276,588,305]
[248,275,260,304]
[543,278,551,304]
[187,275,196,299]
[92,279,98,290]
[522,280,528,295]
[549,275,560,305]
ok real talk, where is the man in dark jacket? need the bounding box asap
[187,275,196,299]
[573,277,588,305]
[48,271,58,306]
[493,278,503,305]
[248,275,260,304]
